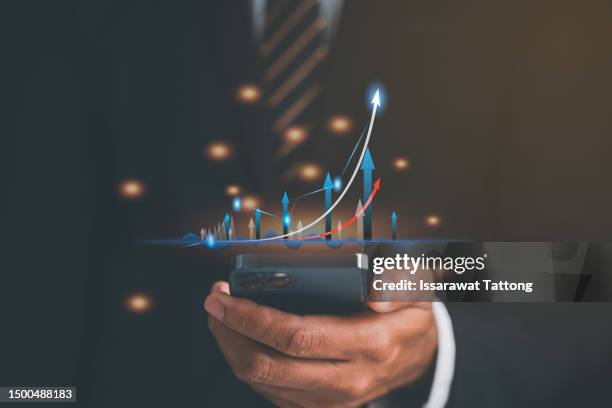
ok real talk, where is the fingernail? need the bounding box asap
[204,294,225,321]
[210,281,230,295]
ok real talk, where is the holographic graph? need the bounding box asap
[145,86,410,249]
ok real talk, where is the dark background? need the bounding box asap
[2,1,612,406]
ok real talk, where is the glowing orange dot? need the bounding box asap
[206,142,232,161]
[299,164,322,181]
[426,215,441,227]
[328,115,352,134]
[237,84,261,103]
[119,179,145,199]
[284,126,307,144]
[225,184,241,196]
[242,195,260,211]
[125,293,153,314]
[393,158,410,170]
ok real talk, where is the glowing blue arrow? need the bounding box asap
[323,172,333,241]
[255,88,381,241]
[282,192,290,238]
[224,213,231,240]
[255,209,261,239]
[360,148,375,239]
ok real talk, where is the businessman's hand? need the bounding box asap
[205,282,437,408]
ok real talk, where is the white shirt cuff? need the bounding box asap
[423,302,456,408]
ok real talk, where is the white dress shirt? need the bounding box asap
[423,302,456,408]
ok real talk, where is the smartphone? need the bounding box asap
[229,254,369,315]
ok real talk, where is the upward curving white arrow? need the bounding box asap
[254,89,381,242]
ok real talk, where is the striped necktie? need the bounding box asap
[261,0,328,134]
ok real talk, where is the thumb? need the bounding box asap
[210,281,230,295]
[368,300,411,313]
[368,265,436,312]
[368,300,432,313]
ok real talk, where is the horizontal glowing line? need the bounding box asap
[144,239,459,247]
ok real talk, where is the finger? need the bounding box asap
[205,291,391,359]
[208,316,347,389]
[210,281,230,295]
[252,376,392,408]
[368,301,408,313]
[204,281,230,315]
[368,269,434,312]
[368,300,431,313]
[251,383,314,408]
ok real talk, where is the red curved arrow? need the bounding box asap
[303,178,381,240]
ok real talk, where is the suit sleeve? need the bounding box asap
[446,302,612,407]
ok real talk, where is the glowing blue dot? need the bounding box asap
[207,235,215,248]
[284,215,291,226]
[333,177,342,192]
[232,197,241,212]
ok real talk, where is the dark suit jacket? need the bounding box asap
[2,1,611,406]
